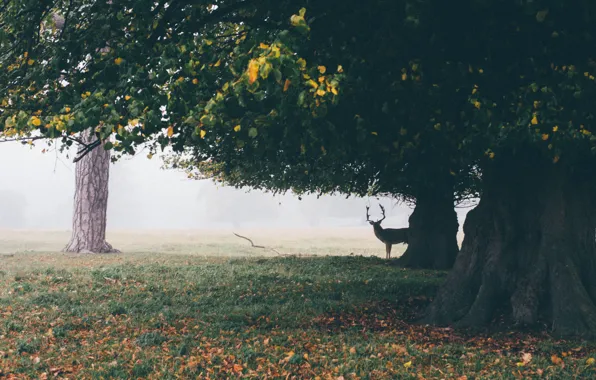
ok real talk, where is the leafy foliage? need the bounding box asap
[3,0,596,198]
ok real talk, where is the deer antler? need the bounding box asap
[365,205,372,223]
[378,204,387,223]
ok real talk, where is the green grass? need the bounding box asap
[0,253,595,379]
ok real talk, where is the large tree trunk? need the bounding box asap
[424,156,596,338]
[63,130,119,254]
[398,192,459,270]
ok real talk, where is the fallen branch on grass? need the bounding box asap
[233,232,285,256]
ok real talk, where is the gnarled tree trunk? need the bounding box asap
[398,192,459,270]
[425,156,596,338]
[63,130,119,254]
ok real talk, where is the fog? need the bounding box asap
[0,141,472,231]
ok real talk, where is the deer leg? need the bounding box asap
[386,243,392,259]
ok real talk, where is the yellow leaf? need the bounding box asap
[472,88,477,94]
[401,73,407,81]
[114,57,123,65]
[167,126,174,137]
[531,115,539,125]
[303,353,309,360]
[259,43,270,49]
[214,59,221,67]
[582,129,592,136]
[307,79,319,89]
[247,59,260,84]
[553,125,558,132]
[331,87,338,95]
[411,63,419,71]
[177,76,184,83]
[318,65,326,74]
[551,354,563,365]
[125,95,131,101]
[542,133,549,141]
[192,78,199,85]
[478,68,484,74]
[318,76,325,83]
[337,65,344,73]
[297,58,307,69]
[403,361,412,368]
[586,357,595,365]
[536,9,549,22]
[64,107,71,113]
[290,14,304,26]
[371,131,378,136]
[27,59,34,66]
[200,129,207,139]
[489,152,495,159]
[30,116,41,127]
[204,39,213,46]
[283,79,291,92]
[553,156,560,163]
[234,125,241,132]
[474,101,481,109]
[349,347,356,354]
[316,89,326,96]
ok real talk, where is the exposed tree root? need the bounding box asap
[424,159,596,338]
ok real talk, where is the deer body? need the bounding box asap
[367,205,409,259]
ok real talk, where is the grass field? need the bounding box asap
[0,229,595,379]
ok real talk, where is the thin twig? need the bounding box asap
[233,232,284,256]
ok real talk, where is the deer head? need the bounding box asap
[366,205,387,227]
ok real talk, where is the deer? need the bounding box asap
[366,205,409,259]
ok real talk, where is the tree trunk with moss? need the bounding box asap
[425,156,596,338]
[63,130,119,254]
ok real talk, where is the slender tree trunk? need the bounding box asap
[63,130,119,254]
[398,191,459,270]
[424,156,596,338]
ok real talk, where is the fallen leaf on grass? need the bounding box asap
[551,354,564,367]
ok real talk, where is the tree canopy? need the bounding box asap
[2,1,596,192]
[0,0,478,202]
[5,0,596,336]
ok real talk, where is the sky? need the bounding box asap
[0,141,473,231]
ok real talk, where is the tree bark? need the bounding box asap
[398,192,459,270]
[424,156,596,338]
[63,130,119,254]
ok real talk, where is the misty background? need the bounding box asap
[0,141,472,232]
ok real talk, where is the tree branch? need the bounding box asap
[233,232,284,256]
